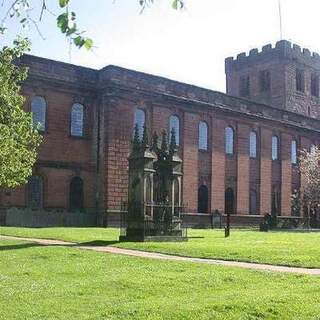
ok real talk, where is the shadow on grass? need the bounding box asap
[0,243,44,251]
[78,240,120,247]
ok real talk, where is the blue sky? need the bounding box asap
[2,0,320,92]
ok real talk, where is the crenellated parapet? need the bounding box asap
[225,40,320,71]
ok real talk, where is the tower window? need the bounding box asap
[259,70,271,92]
[311,74,319,97]
[239,75,250,97]
[296,69,304,92]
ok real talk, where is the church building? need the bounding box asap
[1,40,320,226]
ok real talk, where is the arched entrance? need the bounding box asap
[225,188,235,215]
[70,177,84,212]
[198,185,209,213]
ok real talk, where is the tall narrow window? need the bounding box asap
[239,75,250,97]
[225,126,234,155]
[259,70,271,92]
[249,190,257,215]
[249,131,257,158]
[198,121,208,150]
[272,135,279,160]
[27,176,43,209]
[296,69,304,92]
[225,188,235,215]
[134,108,145,140]
[198,185,209,213]
[70,177,84,212]
[169,115,180,146]
[71,103,84,137]
[311,74,319,97]
[31,96,46,131]
[291,140,297,164]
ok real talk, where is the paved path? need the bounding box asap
[2,235,320,275]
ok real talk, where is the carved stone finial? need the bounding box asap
[151,131,159,152]
[161,130,168,152]
[132,123,140,151]
[169,128,177,154]
[142,125,148,149]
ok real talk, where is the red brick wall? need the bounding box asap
[183,112,199,212]
[281,133,292,216]
[211,118,226,213]
[260,128,272,214]
[237,123,250,214]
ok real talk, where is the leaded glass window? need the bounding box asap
[31,96,46,131]
[199,121,208,150]
[134,108,145,140]
[249,131,257,158]
[169,115,180,146]
[272,135,279,160]
[225,126,234,155]
[71,103,84,137]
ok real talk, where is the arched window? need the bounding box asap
[291,140,297,164]
[198,121,208,150]
[198,185,209,213]
[27,176,43,209]
[249,131,257,158]
[71,103,84,137]
[249,190,257,215]
[69,177,84,212]
[272,135,279,160]
[31,96,46,131]
[225,188,235,215]
[225,126,234,155]
[134,108,145,140]
[169,115,180,146]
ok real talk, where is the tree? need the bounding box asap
[298,146,320,228]
[0,38,42,188]
[0,0,185,49]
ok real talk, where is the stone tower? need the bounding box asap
[225,40,320,118]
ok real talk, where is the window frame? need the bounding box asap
[169,115,180,146]
[296,69,305,93]
[225,126,234,155]
[31,96,47,132]
[291,140,297,165]
[249,131,257,159]
[198,121,209,151]
[70,103,85,138]
[27,175,44,209]
[271,135,279,161]
[133,108,146,140]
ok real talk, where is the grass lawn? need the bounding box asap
[2,227,320,268]
[1,238,320,320]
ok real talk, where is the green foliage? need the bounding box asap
[0,38,42,188]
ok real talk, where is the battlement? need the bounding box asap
[225,40,320,71]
